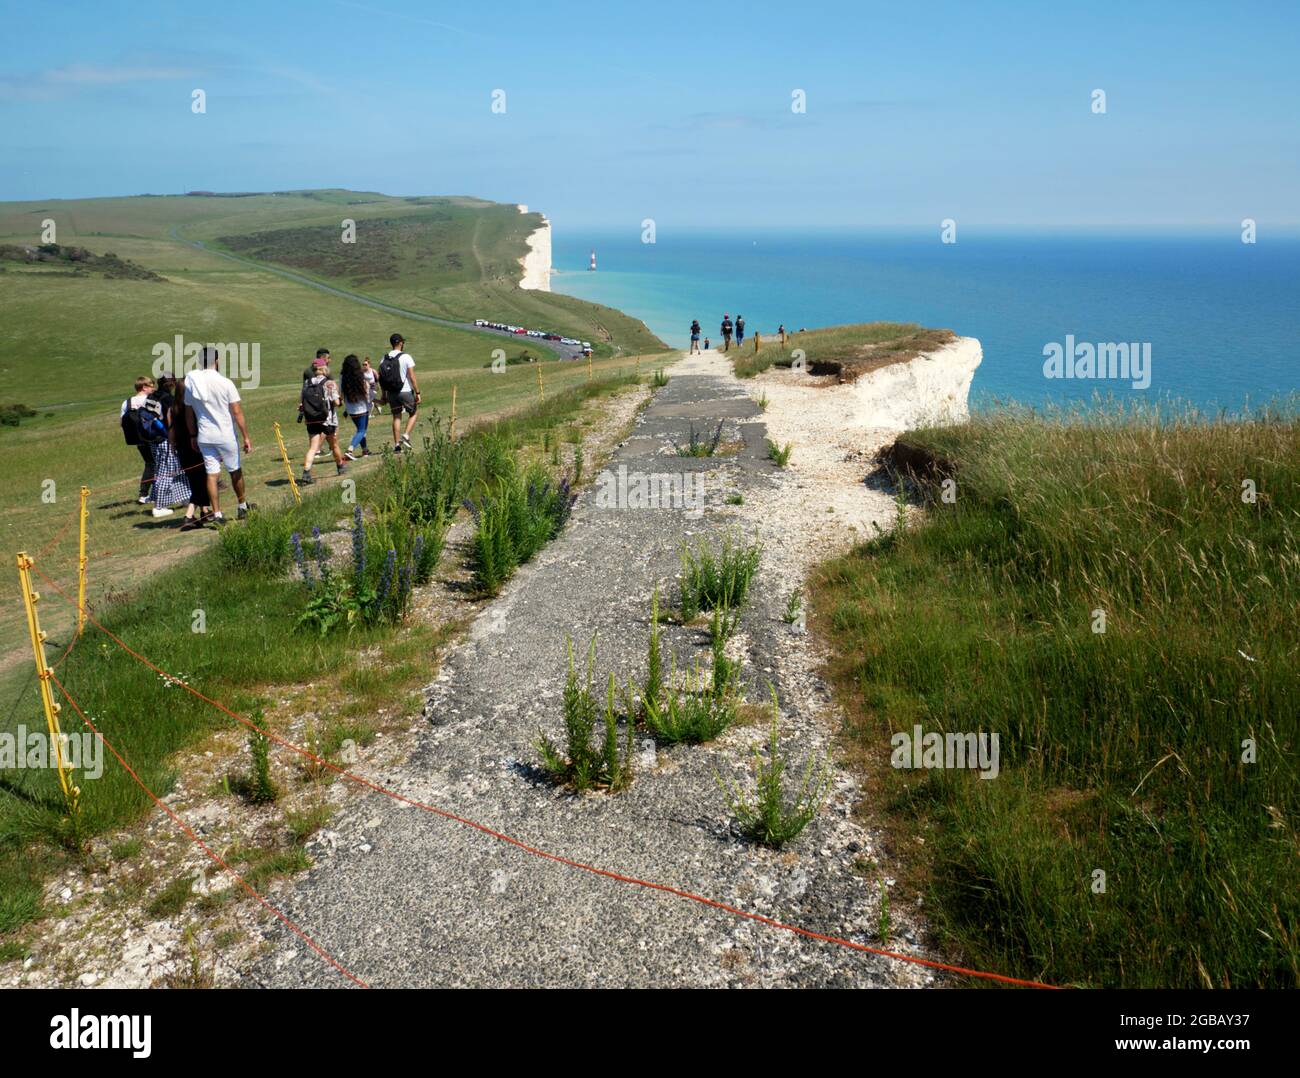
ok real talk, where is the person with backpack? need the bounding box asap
[143,376,191,518]
[378,333,420,453]
[120,376,157,503]
[339,354,372,460]
[184,345,254,525]
[720,314,734,352]
[689,319,701,354]
[299,353,346,484]
[735,315,746,347]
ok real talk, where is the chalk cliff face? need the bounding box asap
[517,206,552,291]
[845,336,982,430]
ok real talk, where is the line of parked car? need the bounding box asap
[473,319,593,356]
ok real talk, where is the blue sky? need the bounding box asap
[2,0,1297,229]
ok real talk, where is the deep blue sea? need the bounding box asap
[551,230,1300,413]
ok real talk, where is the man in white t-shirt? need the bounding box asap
[381,332,421,453]
[184,346,254,524]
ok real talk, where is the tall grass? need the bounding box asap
[466,456,574,596]
[814,402,1300,987]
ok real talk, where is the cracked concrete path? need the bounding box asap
[251,349,933,988]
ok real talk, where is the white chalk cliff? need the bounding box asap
[517,205,552,291]
[845,336,982,430]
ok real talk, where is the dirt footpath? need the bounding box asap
[251,348,934,988]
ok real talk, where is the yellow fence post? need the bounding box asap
[449,385,458,441]
[15,552,79,819]
[536,363,545,404]
[754,332,761,353]
[273,422,301,505]
[636,356,641,380]
[77,485,89,638]
[587,353,593,382]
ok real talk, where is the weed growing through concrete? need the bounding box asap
[652,368,669,388]
[674,420,725,458]
[226,728,279,805]
[678,533,762,620]
[782,590,802,624]
[537,636,633,793]
[718,689,830,848]
[640,658,737,745]
[766,439,794,467]
[642,586,664,720]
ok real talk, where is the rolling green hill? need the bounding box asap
[0,190,663,412]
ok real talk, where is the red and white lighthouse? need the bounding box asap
[589,249,596,271]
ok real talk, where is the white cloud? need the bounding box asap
[0,63,197,102]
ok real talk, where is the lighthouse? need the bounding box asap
[589,249,596,271]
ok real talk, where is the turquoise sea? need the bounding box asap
[551,230,1300,412]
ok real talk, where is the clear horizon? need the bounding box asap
[2,0,1298,230]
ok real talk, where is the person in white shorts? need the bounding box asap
[183,346,254,524]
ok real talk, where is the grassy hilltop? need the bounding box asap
[0,190,662,410]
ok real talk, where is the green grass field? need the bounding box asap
[813,400,1300,988]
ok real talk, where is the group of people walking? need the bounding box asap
[119,332,421,528]
[688,314,746,354]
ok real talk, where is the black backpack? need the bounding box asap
[121,401,141,445]
[378,351,405,395]
[134,398,167,444]
[301,378,330,424]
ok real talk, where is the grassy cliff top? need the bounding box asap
[730,322,956,380]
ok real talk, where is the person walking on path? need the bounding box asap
[735,315,745,347]
[340,353,372,460]
[144,376,191,518]
[299,354,347,483]
[121,376,156,503]
[378,333,420,453]
[362,355,378,408]
[184,345,254,525]
[720,314,733,352]
[171,375,211,530]
[689,319,701,354]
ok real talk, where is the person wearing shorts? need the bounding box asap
[689,319,701,354]
[735,315,745,347]
[184,346,254,525]
[720,314,733,352]
[383,333,421,452]
[300,353,346,483]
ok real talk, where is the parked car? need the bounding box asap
[560,337,579,346]
[543,333,561,341]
